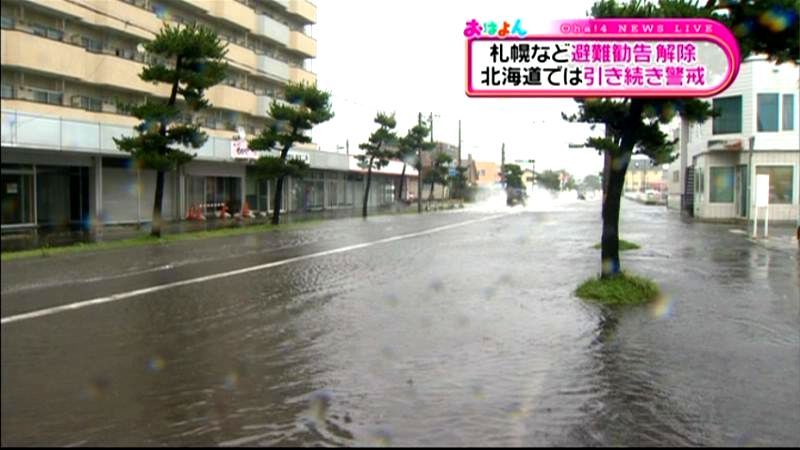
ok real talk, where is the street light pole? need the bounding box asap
[418,113,423,214]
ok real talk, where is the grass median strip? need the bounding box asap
[1,220,324,262]
[592,239,641,251]
[576,272,660,306]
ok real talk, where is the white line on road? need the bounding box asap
[2,213,514,325]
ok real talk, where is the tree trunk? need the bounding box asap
[600,101,641,279]
[271,141,295,225]
[271,175,285,225]
[398,163,406,200]
[151,169,165,238]
[429,180,435,200]
[152,56,181,238]
[600,155,628,278]
[363,157,374,218]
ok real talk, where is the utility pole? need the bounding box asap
[500,143,505,187]
[457,119,462,201]
[429,113,434,145]
[418,113,423,214]
[457,120,462,168]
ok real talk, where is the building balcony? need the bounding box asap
[22,0,161,40]
[288,30,316,57]
[0,30,170,97]
[289,66,317,86]
[206,85,258,117]
[256,15,290,46]
[256,95,292,118]
[225,42,258,70]
[192,0,257,33]
[257,55,290,82]
[287,0,317,24]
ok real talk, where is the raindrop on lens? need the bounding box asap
[308,389,333,423]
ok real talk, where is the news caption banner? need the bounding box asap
[465,18,741,97]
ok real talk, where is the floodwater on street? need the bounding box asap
[2,195,799,446]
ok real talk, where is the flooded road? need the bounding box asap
[2,198,798,446]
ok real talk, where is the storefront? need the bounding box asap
[693,150,798,222]
[1,161,90,231]
[183,160,245,219]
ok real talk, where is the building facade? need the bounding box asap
[624,158,666,193]
[1,0,413,232]
[667,57,799,223]
[475,161,500,187]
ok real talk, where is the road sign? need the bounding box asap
[756,174,770,207]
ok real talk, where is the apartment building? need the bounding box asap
[667,56,799,223]
[1,0,412,232]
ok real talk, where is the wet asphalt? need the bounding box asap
[1,196,798,446]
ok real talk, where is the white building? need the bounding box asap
[668,56,800,224]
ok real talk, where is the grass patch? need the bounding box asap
[0,219,324,262]
[2,204,462,262]
[576,272,660,306]
[592,239,641,251]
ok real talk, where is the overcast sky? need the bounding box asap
[310,0,608,179]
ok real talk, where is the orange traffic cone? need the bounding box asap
[242,201,251,219]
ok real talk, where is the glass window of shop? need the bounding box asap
[346,174,363,208]
[709,167,734,203]
[294,171,325,212]
[1,164,35,226]
[186,176,242,216]
[756,166,794,204]
[36,166,90,228]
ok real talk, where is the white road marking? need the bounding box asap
[2,213,514,325]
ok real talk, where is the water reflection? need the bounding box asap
[567,309,705,446]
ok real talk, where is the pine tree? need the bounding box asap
[357,113,398,218]
[115,23,228,238]
[249,82,333,225]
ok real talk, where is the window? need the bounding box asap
[783,94,795,131]
[673,171,679,182]
[46,27,63,40]
[30,88,63,105]
[1,169,35,225]
[709,167,734,203]
[695,168,704,193]
[757,94,779,132]
[756,166,794,204]
[31,24,62,40]
[712,96,742,134]
[31,24,47,37]
[73,96,102,112]
[1,16,14,29]
[81,37,103,53]
[1,84,13,99]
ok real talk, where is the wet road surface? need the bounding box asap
[2,198,799,446]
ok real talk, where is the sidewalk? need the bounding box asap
[1,200,465,253]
